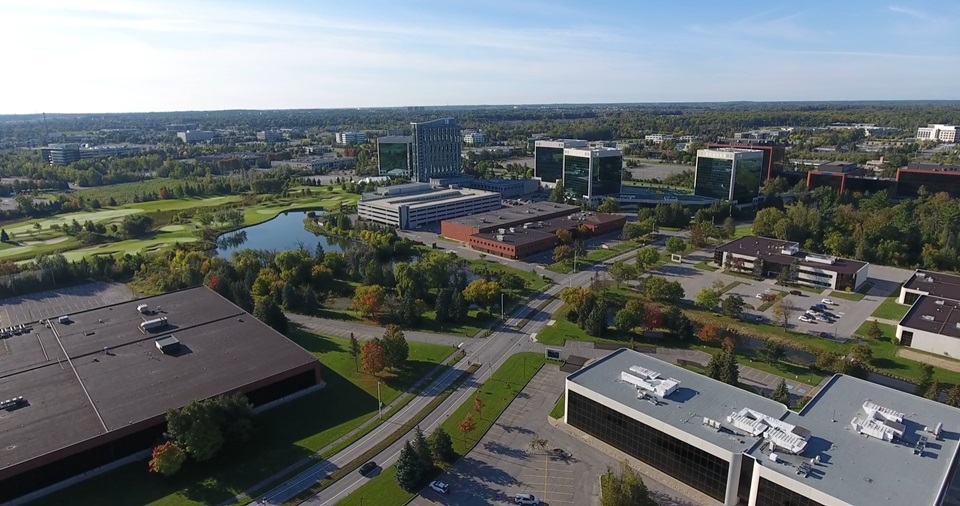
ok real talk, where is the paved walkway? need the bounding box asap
[867,316,902,327]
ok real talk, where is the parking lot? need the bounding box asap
[648,255,914,340]
[0,282,134,326]
[410,366,698,506]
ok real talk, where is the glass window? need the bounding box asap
[567,391,730,501]
[592,155,623,197]
[564,155,591,198]
[755,477,826,506]
[535,147,564,183]
[732,157,762,203]
[695,156,733,200]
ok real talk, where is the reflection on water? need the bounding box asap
[216,210,346,258]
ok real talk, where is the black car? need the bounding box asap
[359,461,377,475]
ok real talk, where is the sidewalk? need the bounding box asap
[867,316,902,327]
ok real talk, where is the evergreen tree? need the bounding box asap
[916,364,935,396]
[281,282,298,310]
[947,384,960,408]
[395,441,422,492]
[720,349,740,386]
[706,352,724,381]
[349,333,361,372]
[253,298,288,334]
[771,378,790,407]
[428,427,456,463]
[0,229,8,242]
[450,289,468,323]
[434,288,453,323]
[926,379,941,401]
[412,426,434,478]
[398,289,421,326]
[381,325,409,369]
[302,287,319,315]
[549,180,566,203]
[584,304,607,337]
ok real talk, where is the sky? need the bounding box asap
[2,0,959,114]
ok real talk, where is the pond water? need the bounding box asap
[216,210,346,258]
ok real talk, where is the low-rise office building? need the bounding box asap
[272,157,356,172]
[917,124,959,143]
[896,163,960,199]
[335,131,366,145]
[713,236,869,291]
[257,130,283,142]
[894,270,960,358]
[41,143,143,165]
[177,130,215,143]
[428,175,539,198]
[565,348,960,506]
[441,203,625,259]
[357,183,501,229]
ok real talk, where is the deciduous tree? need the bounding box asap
[473,396,485,420]
[697,323,719,343]
[148,442,187,476]
[695,287,722,310]
[463,278,501,310]
[600,460,657,506]
[665,237,686,254]
[381,325,409,369]
[635,246,660,270]
[361,341,387,376]
[771,298,793,328]
[458,413,477,444]
[352,284,386,318]
[528,434,549,453]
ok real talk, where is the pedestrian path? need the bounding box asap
[867,316,902,327]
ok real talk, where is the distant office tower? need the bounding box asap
[534,139,588,183]
[177,130,215,143]
[377,136,413,176]
[916,124,958,143]
[708,138,785,181]
[411,118,461,182]
[694,148,764,203]
[562,147,623,200]
[335,131,367,145]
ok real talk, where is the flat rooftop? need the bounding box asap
[471,212,625,247]
[716,236,868,275]
[0,287,318,475]
[899,295,960,338]
[904,270,960,302]
[753,374,960,506]
[568,349,790,455]
[359,188,498,210]
[444,202,580,229]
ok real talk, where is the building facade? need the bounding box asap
[694,149,764,203]
[894,270,960,358]
[257,130,283,142]
[357,183,500,229]
[272,157,356,172]
[462,130,487,145]
[534,139,588,184]
[896,163,960,198]
[335,131,367,145]
[411,118,462,182]
[565,349,960,506]
[644,133,674,143]
[41,144,143,166]
[708,139,786,181]
[713,236,869,291]
[917,124,959,143]
[177,130,215,143]
[562,147,623,201]
[377,135,413,176]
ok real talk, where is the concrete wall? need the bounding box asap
[897,325,960,359]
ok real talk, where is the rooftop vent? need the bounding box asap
[936,299,946,305]
[140,316,169,333]
[922,315,936,321]
[155,335,181,355]
[620,365,680,399]
[726,407,810,454]
[137,304,150,314]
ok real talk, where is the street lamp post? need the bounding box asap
[501,292,505,323]
[377,381,382,420]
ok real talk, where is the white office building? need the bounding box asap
[565,348,960,506]
[644,133,675,143]
[894,270,960,358]
[357,183,500,229]
[335,131,367,145]
[917,124,959,143]
[462,131,487,145]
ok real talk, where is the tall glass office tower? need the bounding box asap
[534,139,588,183]
[562,147,624,200]
[694,149,764,203]
[377,136,412,176]
[411,118,461,182]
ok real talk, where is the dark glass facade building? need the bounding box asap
[593,154,623,196]
[567,391,730,501]
[535,146,564,183]
[563,154,591,198]
[755,478,826,506]
[694,155,734,201]
[377,138,412,176]
[732,157,763,203]
[694,149,763,203]
[411,118,461,182]
[562,149,622,199]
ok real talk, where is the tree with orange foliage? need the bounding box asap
[697,323,719,343]
[361,341,387,375]
[148,441,187,476]
[352,285,386,318]
[721,335,736,351]
[458,413,477,444]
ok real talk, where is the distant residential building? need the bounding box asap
[411,118,461,182]
[177,130,215,143]
[377,136,413,177]
[694,148,764,204]
[257,130,283,142]
[917,124,958,143]
[335,131,366,145]
[563,147,623,201]
[462,130,487,145]
[708,138,786,181]
[534,139,588,184]
[644,133,674,143]
[715,236,869,291]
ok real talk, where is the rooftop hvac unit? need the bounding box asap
[155,335,181,355]
[137,304,150,314]
[498,228,506,234]
[140,317,169,332]
[495,235,505,242]
[509,227,516,233]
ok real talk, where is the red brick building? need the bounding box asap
[441,203,626,259]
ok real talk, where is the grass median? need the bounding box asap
[336,352,548,506]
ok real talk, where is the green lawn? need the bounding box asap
[852,321,960,386]
[829,290,865,301]
[695,261,719,272]
[41,332,454,506]
[733,225,754,239]
[336,353,548,506]
[720,281,744,294]
[467,258,548,291]
[871,297,910,320]
[697,345,826,386]
[549,394,565,419]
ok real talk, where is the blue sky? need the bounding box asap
[2,0,958,113]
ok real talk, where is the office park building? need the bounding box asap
[377,135,413,177]
[533,140,623,201]
[695,148,764,204]
[411,118,461,182]
[892,270,960,359]
[564,349,960,506]
[534,139,588,184]
[357,182,501,229]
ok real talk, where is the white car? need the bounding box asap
[429,481,449,494]
[516,494,541,505]
[821,298,835,305]
[798,315,815,323]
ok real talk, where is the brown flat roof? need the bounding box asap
[903,270,960,302]
[0,287,318,475]
[470,212,624,248]
[716,236,867,275]
[444,202,580,230]
[900,295,960,339]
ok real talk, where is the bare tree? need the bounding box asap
[771,298,794,328]
[528,434,549,454]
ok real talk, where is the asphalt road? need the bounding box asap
[263,245,648,505]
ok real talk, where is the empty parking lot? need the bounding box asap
[0,282,134,326]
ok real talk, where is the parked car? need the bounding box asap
[809,306,824,313]
[814,303,828,310]
[821,298,835,305]
[515,494,541,505]
[358,461,377,475]
[798,315,815,323]
[789,290,802,296]
[429,481,449,494]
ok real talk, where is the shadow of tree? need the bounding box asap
[481,441,529,461]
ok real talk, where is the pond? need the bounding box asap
[216,210,347,258]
